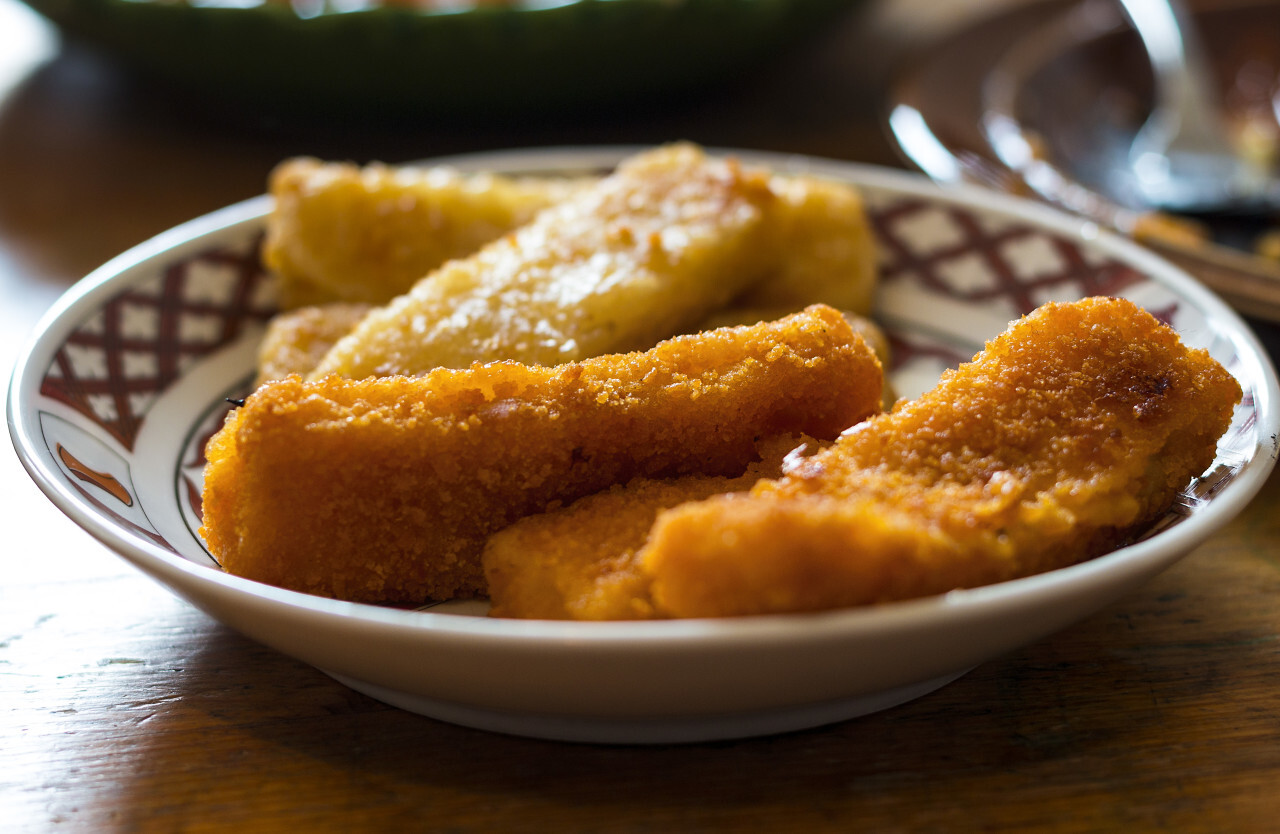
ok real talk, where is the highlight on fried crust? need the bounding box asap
[307,143,783,379]
[640,296,1242,618]
[699,307,895,407]
[200,305,884,604]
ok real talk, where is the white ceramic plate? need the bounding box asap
[9,148,1279,744]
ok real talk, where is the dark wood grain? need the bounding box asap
[4,0,1280,830]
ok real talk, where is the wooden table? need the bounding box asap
[3,0,1280,829]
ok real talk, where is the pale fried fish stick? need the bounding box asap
[307,143,782,379]
[256,151,879,384]
[201,306,884,604]
[263,153,877,317]
[263,157,584,309]
[483,435,820,621]
[640,297,1242,618]
[254,302,372,386]
[737,174,879,316]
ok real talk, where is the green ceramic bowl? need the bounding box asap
[22,0,862,116]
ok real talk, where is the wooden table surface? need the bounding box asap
[4,0,1280,830]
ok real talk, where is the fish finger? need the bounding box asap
[307,143,781,379]
[642,296,1242,617]
[201,305,883,604]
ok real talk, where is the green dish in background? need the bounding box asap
[19,0,864,117]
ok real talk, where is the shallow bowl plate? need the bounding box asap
[9,147,1278,744]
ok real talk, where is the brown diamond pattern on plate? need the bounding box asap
[40,238,275,451]
[868,198,1147,314]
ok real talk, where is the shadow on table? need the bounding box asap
[88,517,1280,830]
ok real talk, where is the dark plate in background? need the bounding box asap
[19,0,863,117]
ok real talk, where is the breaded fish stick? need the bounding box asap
[263,157,584,309]
[483,435,819,620]
[641,297,1242,617]
[201,306,884,604]
[307,143,783,379]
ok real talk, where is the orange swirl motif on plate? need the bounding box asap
[57,444,133,507]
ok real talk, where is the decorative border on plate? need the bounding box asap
[38,238,274,452]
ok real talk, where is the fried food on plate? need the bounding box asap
[699,306,895,406]
[306,143,779,378]
[253,146,880,385]
[262,150,878,319]
[483,435,820,620]
[254,302,372,386]
[263,157,584,309]
[307,144,790,379]
[201,305,884,604]
[640,296,1241,618]
[479,297,1240,620]
[737,173,879,316]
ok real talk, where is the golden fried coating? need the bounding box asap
[263,157,583,309]
[483,435,821,620]
[640,297,1242,617]
[700,307,895,406]
[307,144,784,379]
[254,302,372,385]
[201,306,884,604]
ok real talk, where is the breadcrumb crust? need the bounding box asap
[200,305,883,604]
[644,297,1243,617]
